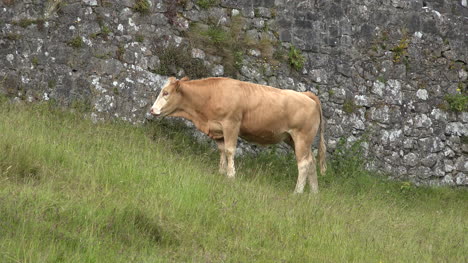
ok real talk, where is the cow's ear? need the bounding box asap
[168,77,177,83]
[180,76,190,81]
[175,80,182,92]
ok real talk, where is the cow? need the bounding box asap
[150,77,326,193]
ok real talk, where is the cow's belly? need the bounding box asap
[238,110,290,145]
[206,122,287,144]
[239,129,289,145]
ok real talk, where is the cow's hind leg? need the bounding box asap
[215,139,227,175]
[307,155,318,193]
[221,122,240,178]
[291,134,316,193]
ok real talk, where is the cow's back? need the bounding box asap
[211,79,317,144]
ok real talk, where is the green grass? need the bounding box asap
[0,100,467,262]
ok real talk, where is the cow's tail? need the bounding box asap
[302,92,327,175]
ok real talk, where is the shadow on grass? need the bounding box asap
[103,206,179,247]
[144,117,300,190]
[0,142,42,184]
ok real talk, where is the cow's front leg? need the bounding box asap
[221,122,240,178]
[215,139,227,175]
[225,147,236,178]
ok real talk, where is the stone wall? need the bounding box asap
[0,0,467,185]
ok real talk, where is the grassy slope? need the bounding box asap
[0,101,467,263]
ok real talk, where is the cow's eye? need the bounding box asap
[162,91,168,96]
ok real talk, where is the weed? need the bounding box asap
[270,8,277,18]
[89,32,99,39]
[436,102,449,111]
[461,136,468,144]
[95,13,105,27]
[6,33,21,40]
[36,18,45,31]
[164,0,178,24]
[94,52,112,59]
[31,56,39,66]
[402,56,410,70]
[186,14,278,76]
[458,82,465,92]
[202,25,228,45]
[135,34,144,43]
[101,25,111,37]
[186,20,241,76]
[11,18,44,29]
[273,47,287,62]
[196,0,218,9]
[116,45,125,61]
[230,15,245,37]
[163,0,188,24]
[288,45,305,71]
[68,36,83,48]
[258,34,275,61]
[234,51,244,70]
[343,98,358,114]
[45,0,64,18]
[133,0,150,14]
[377,76,387,84]
[254,8,260,17]
[48,79,56,89]
[153,44,209,79]
[381,31,389,42]
[391,33,409,63]
[444,93,468,112]
[372,30,389,50]
[96,0,112,7]
[17,18,36,28]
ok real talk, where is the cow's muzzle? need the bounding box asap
[150,108,161,117]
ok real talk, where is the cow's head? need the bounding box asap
[150,77,188,117]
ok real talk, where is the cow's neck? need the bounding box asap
[171,83,210,134]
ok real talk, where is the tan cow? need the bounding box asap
[150,77,326,193]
